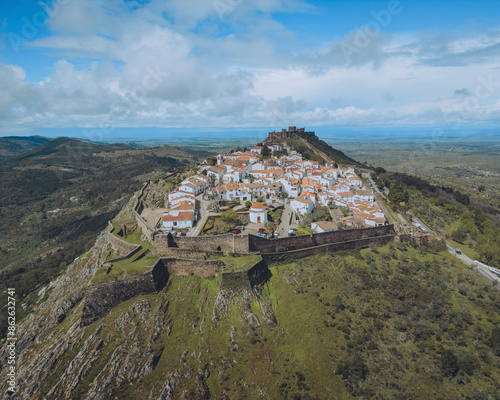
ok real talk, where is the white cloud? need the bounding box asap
[2,0,500,132]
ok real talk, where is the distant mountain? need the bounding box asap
[0,135,50,157]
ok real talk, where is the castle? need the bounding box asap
[264,126,315,145]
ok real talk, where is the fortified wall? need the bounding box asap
[152,233,251,257]
[261,235,395,262]
[81,263,162,326]
[133,182,156,241]
[248,224,395,254]
[82,257,224,326]
[152,225,396,258]
[107,221,142,258]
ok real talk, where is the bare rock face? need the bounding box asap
[0,232,110,398]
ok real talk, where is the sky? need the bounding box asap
[1,0,500,140]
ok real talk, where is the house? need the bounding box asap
[178,175,209,195]
[205,166,225,183]
[162,212,195,229]
[168,190,196,206]
[311,221,338,233]
[291,195,314,215]
[216,182,240,200]
[354,190,374,202]
[268,144,282,152]
[249,202,267,224]
[162,201,198,230]
[251,146,263,155]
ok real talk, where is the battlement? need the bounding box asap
[265,126,315,143]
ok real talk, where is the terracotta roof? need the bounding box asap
[338,191,355,197]
[170,190,195,196]
[250,202,267,211]
[162,211,194,222]
[293,196,312,205]
[225,182,239,190]
[313,221,338,231]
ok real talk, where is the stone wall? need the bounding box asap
[152,225,395,258]
[250,224,395,253]
[107,222,141,257]
[152,233,250,256]
[81,272,157,326]
[261,234,395,263]
[132,182,156,241]
[160,247,224,259]
[81,257,221,325]
[160,258,223,278]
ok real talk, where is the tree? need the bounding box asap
[451,228,467,244]
[261,145,271,157]
[220,211,239,224]
[245,200,252,208]
[388,182,409,211]
[441,350,459,377]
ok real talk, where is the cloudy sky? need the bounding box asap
[1,0,500,137]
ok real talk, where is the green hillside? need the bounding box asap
[0,135,50,157]
[20,244,500,399]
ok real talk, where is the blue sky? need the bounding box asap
[1,0,500,139]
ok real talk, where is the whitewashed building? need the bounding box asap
[249,202,268,224]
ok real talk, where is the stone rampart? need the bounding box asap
[159,258,223,278]
[152,233,250,256]
[107,222,141,258]
[261,235,395,263]
[81,271,157,326]
[249,225,395,254]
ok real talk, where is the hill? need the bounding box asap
[0,136,50,157]
[1,131,499,399]
[263,126,359,166]
[0,137,211,334]
[0,216,498,399]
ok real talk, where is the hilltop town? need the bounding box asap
[159,126,386,238]
[80,127,423,325]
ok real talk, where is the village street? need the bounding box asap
[276,202,299,237]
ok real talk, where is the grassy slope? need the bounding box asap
[35,244,500,399]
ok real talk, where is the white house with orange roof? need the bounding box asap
[168,190,196,206]
[301,191,316,204]
[291,195,314,215]
[278,176,300,198]
[251,146,263,155]
[179,175,210,195]
[249,202,268,224]
[162,201,198,230]
[216,182,241,200]
[311,221,338,233]
[204,166,225,183]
